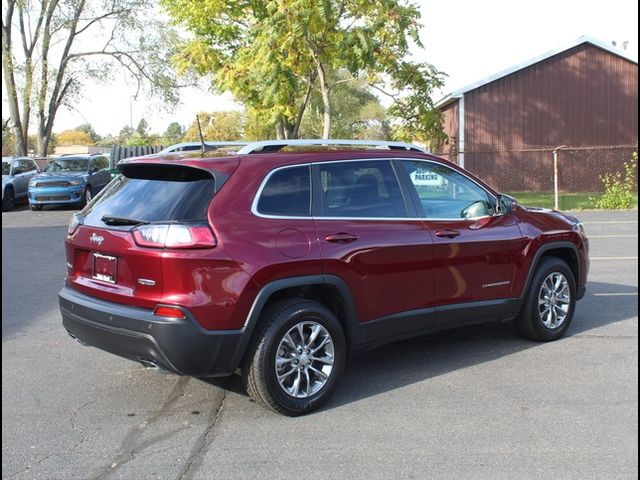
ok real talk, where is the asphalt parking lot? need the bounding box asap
[2,205,638,480]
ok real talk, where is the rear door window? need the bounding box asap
[82,165,215,227]
[315,160,408,218]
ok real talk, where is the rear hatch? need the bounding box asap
[65,163,220,309]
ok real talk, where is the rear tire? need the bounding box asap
[515,257,576,342]
[242,299,346,416]
[2,187,15,211]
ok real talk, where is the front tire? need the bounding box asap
[515,257,576,342]
[2,187,15,211]
[242,299,346,416]
[82,186,92,207]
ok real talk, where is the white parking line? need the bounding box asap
[584,221,638,225]
[588,234,638,238]
[592,292,638,297]
[590,256,639,260]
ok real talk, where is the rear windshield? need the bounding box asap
[82,165,215,227]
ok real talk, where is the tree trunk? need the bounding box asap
[276,119,285,140]
[1,1,27,155]
[291,76,314,139]
[316,63,331,139]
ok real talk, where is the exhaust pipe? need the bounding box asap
[66,330,88,346]
[139,358,170,374]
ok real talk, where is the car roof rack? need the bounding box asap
[236,139,429,155]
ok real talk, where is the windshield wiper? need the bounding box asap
[101,215,149,226]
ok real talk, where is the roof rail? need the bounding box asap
[236,139,429,155]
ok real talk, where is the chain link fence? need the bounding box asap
[434,145,637,209]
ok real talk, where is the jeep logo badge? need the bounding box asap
[90,233,104,246]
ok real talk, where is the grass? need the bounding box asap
[507,192,639,211]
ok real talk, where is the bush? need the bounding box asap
[596,152,638,209]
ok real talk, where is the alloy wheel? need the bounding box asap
[275,321,335,399]
[538,272,571,329]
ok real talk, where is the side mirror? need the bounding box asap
[497,194,518,215]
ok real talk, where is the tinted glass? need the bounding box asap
[83,165,215,227]
[19,159,36,172]
[317,160,407,218]
[402,161,495,219]
[257,165,311,216]
[93,157,109,169]
[46,158,89,172]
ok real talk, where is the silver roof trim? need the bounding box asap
[237,139,430,155]
[436,35,638,108]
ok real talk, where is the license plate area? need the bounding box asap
[92,253,117,284]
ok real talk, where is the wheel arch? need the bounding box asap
[229,274,360,371]
[522,241,581,297]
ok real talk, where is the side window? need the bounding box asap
[94,157,109,170]
[19,159,35,172]
[317,160,407,218]
[256,165,311,216]
[402,161,495,219]
[12,161,22,175]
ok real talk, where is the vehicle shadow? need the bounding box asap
[200,280,638,410]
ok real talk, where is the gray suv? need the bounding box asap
[2,157,40,211]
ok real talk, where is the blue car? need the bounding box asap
[28,154,112,210]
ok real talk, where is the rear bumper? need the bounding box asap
[59,286,244,377]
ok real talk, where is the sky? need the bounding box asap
[5,0,639,137]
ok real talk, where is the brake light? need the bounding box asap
[132,224,217,249]
[154,305,186,319]
[68,213,82,235]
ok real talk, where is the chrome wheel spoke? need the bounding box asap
[277,366,297,382]
[304,369,311,397]
[311,355,334,365]
[282,333,296,349]
[306,324,322,347]
[310,337,330,354]
[276,357,294,367]
[291,370,302,397]
[309,365,329,380]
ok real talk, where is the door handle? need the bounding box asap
[434,228,461,239]
[325,233,359,244]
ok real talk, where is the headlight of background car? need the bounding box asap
[28,178,38,186]
[68,179,84,186]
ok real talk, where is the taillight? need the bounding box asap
[154,305,186,319]
[68,213,82,235]
[132,224,217,249]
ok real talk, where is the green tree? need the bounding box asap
[118,125,135,144]
[136,118,149,138]
[75,123,101,144]
[183,111,244,141]
[2,0,182,156]
[163,122,184,142]
[163,0,445,141]
[299,74,389,139]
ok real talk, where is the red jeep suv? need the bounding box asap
[59,140,589,415]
